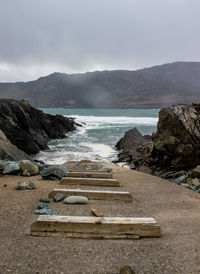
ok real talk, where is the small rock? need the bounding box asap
[191,165,200,178]
[0,161,5,171]
[180,183,190,188]
[15,180,36,190]
[189,185,196,191]
[39,198,50,203]
[64,195,88,204]
[186,177,200,187]
[40,166,69,180]
[175,175,186,185]
[22,169,31,177]
[34,208,59,215]
[3,184,7,187]
[20,160,39,176]
[191,178,200,187]
[3,162,20,175]
[54,193,65,202]
[119,265,136,274]
[37,201,50,209]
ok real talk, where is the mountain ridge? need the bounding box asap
[0,61,200,108]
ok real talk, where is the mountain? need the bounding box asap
[0,61,200,108]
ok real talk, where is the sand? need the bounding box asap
[0,162,200,273]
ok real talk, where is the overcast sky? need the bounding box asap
[0,0,200,82]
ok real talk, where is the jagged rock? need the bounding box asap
[20,160,39,176]
[0,98,77,154]
[0,129,30,161]
[115,128,152,168]
[3,162,21,175]
[15,180,36,190]
[115,103,200,180]
[40,166,69,180]
[150,103,200,170]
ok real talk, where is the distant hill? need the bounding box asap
[0,62,200,108]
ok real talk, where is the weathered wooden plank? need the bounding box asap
[66,172,113,179]
[49,188,133,202]
[70,169,111,173]
[60,177,120,187]
[30,216,161,239]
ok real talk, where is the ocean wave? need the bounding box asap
[66,115,158,126]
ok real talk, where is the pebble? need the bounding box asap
[15,180,36,190]
[34,208,59,215]
[54,193,64,202]
[64,195,88,204]
[37,201,50,209]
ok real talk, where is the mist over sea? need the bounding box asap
[36,108,159,164]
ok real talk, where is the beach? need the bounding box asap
[1,162,200,273]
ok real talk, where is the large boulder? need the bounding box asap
[0,129,30,161]
[115,128,152,167]
[115,103,200,178]
[0,98,77,154]
[150,103,200,170]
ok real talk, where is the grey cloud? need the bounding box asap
[0,0,200,81]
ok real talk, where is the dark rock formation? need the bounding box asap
[115,103,200,179]
[0,98,77,154]
[0,129,30,161]
[149,103,200,172]
[115,128,152,169]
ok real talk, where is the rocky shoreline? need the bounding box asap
[0,98,78,160]
[115,103,200,193]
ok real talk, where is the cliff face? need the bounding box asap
[0,99,77,155]
[0,62,200,108]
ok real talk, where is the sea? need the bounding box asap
[36,108,159,165]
